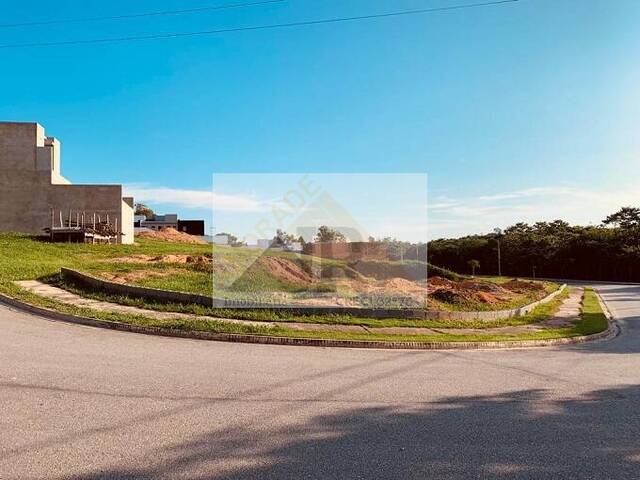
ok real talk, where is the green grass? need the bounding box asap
[0,233,211,281]
[574,288,609,335]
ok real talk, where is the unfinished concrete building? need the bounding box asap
[0,122,134,243]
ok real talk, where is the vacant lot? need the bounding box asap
[0,234,555,311]
[1,234,609,343]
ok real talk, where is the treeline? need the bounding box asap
[427,207,640,282]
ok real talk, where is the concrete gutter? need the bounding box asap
[0,290,616,351]
[61,267,567,322]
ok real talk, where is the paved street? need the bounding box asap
[1,284,640,479]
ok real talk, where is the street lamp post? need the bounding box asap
[494,228,502,277]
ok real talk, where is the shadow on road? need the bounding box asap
[62,385,640,480]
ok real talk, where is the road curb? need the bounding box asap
[0,291,617,351]
[594,288,621,339]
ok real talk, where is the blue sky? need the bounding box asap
[211,174,428,243]
[1,0,638,239]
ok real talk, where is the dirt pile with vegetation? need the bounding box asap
[107,253,212,267]
[100,269,181,284]
[426,276,545,307]
[502,279,545,293]
[136,228,206,244]
[351,260,425,281]
[255,256,316,285]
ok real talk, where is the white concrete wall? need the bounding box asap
[120,199,134,244]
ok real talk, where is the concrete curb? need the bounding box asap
[594,288,621,338]
[61,267,567,322]
[0,290,617,351]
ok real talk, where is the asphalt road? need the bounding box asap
[1,283,640,479]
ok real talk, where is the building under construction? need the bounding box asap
[0,122,134,244]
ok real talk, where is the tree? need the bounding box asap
[603,207,640,229]
[134,203,155,220]
[467,259,480,276]
[217,232,245,247]
[315,225,346,243]
[426,207,640,282]
[272,229,296,247]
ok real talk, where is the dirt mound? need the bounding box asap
[426,276,517,305]
[428,276,457,288]
[99,269,179,284]
[106,254,212,265]
[430,289,470,304]
[104,253,215,273]
[475,291,501,304]
[257,256,315,284]
[136,228,206,244]
[460,279,510,295]
[320,265,362,280]
[104,254,162,263]
[381,277,426,293]
[502,279,544,293]
[351,260,427,281]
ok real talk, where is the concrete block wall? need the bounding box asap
[0,122,134,243]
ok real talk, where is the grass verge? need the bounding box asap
[575,288,609,336]
[1,283,609,343]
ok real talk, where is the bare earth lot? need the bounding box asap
[90,250,554,310]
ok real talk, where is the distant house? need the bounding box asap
[133,215,147,226]
[257,238,273,249]
[255,238,302,252]
[134,213,204,236]
[286,241,303,252]
[303,241,387,260]
[177,220,205,236]
[140,214,178,230]
[212,234,230,245]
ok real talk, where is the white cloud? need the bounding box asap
[428,184,640,239]
[123,184,269,212]
[124,184,302,213]
[476,186,579,202]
